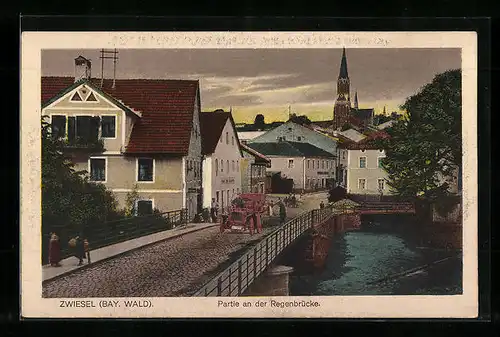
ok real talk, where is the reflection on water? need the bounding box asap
[290,219,463,296]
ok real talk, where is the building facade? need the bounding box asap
[246,141,336,192]
[337,132,392,196]
[200,110,243,210]
[240,143,271,194]
[42,56,203,220]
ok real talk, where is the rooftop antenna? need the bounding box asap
[99,49,119,88]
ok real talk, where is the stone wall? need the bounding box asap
[432,201,462,223]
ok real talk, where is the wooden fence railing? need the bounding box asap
[192,206,337,297]
[42,209,188,264]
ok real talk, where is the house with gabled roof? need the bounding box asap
[248,120,338,158]
[200,110,243,210]
[246,141,336,192]
[41,56,203,220]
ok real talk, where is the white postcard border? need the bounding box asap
[21,31,478,318]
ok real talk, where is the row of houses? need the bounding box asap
[41,56,271,221]
[237,119,394,196]
[42,56,459,223]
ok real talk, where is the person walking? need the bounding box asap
[48,232,61,267]
[278,198,287,225]
[69,235,86,266]
[320,201,325,209]
[210,198,219,223]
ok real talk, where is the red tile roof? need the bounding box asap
[338,130,389,150]
[199,111,230,155]
[200,110,244,157]
[41,77,75,104]
[41,76,200,155]
[359,130,390,143]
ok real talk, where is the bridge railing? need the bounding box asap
[192,206,337,297]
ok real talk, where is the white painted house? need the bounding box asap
[200,110,243,210]
[337,132,393,196]
[246,141,336,192]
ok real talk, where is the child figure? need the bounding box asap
[83,238,91,264]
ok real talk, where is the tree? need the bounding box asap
[374,69,462,201]
[328,186,347,203]
[254,114,265,129]
[288,113,312,125]
[41,116,120,263]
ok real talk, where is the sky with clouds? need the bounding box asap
[42,48,461,124]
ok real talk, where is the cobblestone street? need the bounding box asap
[42,192,328,298]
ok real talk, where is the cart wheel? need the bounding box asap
[248,217,254,235]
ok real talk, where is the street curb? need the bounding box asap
[42,224,219,284]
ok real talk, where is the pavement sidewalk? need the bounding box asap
[42,222,218,282]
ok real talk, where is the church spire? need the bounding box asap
[339,47,349,79]
[354,91,359,109]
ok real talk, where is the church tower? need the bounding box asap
[333,48,352,130]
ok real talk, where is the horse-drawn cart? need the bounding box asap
[220,193,267,235]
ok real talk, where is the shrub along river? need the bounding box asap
[289,214,463,296]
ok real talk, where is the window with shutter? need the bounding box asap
[89,158,106,182]
[51,116,66,139]
[76,116,91,142]
[67,117,76,142]
[101,116,116,138]
[89,117,100,142]
[137,158,154,182]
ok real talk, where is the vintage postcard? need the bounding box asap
[20,31,478,318]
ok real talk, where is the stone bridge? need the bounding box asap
[192,206,356,297]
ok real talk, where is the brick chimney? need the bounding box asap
[74,56,92,82]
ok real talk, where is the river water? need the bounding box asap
[289,215,463,296]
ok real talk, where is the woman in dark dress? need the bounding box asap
[48,232,61,267]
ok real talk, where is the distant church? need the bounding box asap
[332,48,375,131]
